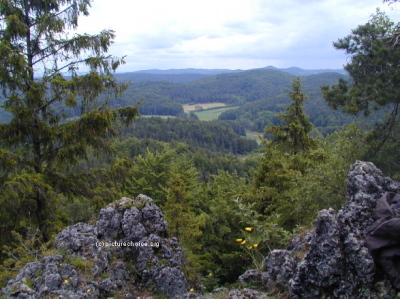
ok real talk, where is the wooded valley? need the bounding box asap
[1,1,400,297]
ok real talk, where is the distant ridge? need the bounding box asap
[132,68,244,75]
[261,65,347,76]
[115,66,347,84]
[120,66,346,78]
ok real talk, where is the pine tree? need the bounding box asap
[321,10,400,163]
[266,76,317,154]
[253,77,319,227]
[0,0,139,242]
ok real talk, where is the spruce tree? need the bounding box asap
[253,77,318,226]
[0,0,139,241]
[266,76,317,154]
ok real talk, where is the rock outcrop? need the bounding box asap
[2,195,189,298]
[240,161,400,298]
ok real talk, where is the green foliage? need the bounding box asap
[68,255,95,277]
[232,198,291,270]
[127,148,174,204]
[290,124,365,219]
[190,171,252,284]
[118,117,258,155]
[266,77,317,154]
[0,0,139,250]
[322,10,400,175]
[253,78,322,227]
[322,10,398,116]
[163,158,206,251]
[219,72,357,135]
[0,228,49,288]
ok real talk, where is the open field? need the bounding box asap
[245,130,262,144]
[183,102,227,112]
[193,106,239,121]
[142,115,176,119]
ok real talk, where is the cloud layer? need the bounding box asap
[77,0,399,71]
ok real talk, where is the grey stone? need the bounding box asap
[261,249,296,288]
[238,269,262,286]
[239,161,400,298]
[2,195,188,298]
[121,206,147,242]
[96,206,122,240]
[54,222,98,253]
[146,266,188,297]
[228,288,269,298]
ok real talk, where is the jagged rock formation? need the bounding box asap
[239,161,400,298]
[2,195,189,298]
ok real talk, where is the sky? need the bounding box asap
[76,0,399,72]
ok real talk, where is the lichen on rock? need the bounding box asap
[242,161,400,298]
[2,195,189,298]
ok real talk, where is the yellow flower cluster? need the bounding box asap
[248,244,259,250]
[236,228,258,249]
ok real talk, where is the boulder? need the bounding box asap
[2,195,188,298]
[252,161,400,298]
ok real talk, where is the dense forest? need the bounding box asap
[1,0,400,297]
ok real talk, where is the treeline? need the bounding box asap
[118,117,258,155]
[219,93,360,135]
[120,69,293,105]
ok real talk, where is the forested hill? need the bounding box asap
[114,72,210,83]
[0,68,343,125]
[115,65,346,83]
[118,69,347,108]
[118,117,258,155]
[119,68,295,106]
[217,72,359,134]
[112,68,358,134]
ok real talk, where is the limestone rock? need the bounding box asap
[261,249,296,289]
[2,195,188,298]
[250,161,400,298]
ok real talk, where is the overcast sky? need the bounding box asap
[77,0,399,72]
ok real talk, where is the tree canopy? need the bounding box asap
[322,11,400,117]
[0,0,139,241]
[321,10,400,172]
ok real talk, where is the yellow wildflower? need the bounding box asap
[248,246,253,250]
[245,227,253,232]
[208,273,213,277]
[63,280,69,284]
[190,288,194,292]
[253,244,259,248]
[241,240,247,245]
[236,238,243,242]
[86,289,91,293]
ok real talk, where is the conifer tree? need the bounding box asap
[163,159,205,251]
[253,77,318,226]
[266,76,317,154]
[321,11,400,156]
[0,0,139,241]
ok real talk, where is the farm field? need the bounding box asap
[182,102,227,112]
[142,115,176,119]
[194,106,239,121]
